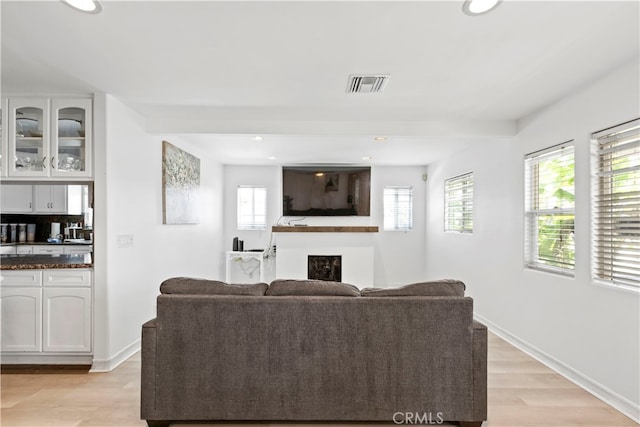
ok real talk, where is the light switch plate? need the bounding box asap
[116,234,134,248]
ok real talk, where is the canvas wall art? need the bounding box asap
[162,140,201,224]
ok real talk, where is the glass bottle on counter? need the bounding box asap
[27,224,36,242]
[18,223,26,243]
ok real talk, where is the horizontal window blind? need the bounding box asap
[237,186,267,230]
[592,119,640,288]
[384,186,413,231]
[445,173,473,233]
[525,142,575,273]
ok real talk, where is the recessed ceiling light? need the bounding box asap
[251,136,264,141]
[373,137,387,142]
[267,156,277,160]
[462,0,501,16]
[315,172,325,177]
[61,0,102,14]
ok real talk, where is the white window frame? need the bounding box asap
[444,172,474,234]
[383,186,413,231]
[237,186,267,230]
[524,141,575,275]
[591,118,640,291]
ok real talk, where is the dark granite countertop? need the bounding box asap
[0,253,93,270]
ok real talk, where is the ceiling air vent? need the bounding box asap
[346,74,389,94]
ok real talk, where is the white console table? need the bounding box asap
[225,251,265,283]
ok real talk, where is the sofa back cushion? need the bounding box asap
[361,279,465,297]
[266,279,360,297]
[160,277,268,296]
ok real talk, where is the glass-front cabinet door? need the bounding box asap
[51,99,92,177]
[8,98,50,177]
[1,98,8,177]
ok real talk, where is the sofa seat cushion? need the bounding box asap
[361,279,465,297]
[160,277,268,296]
[266,279,360,297]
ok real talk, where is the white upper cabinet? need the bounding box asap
[8,98,49,178]
[1,184,33,213]
[33,185,68,214]
[51,99,92,178]
[7,97,92,180]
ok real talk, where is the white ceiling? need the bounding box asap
[2,0,639,165]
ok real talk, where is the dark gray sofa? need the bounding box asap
[141,278,487,427]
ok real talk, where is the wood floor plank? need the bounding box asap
[0,333,637,427]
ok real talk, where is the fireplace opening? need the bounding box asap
[308,255,342,282]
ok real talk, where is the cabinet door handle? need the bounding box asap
[51,156,56,169]
[42,156,47,169]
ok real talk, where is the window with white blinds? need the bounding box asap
[592,119,640,289]
[383,186,413,231]
[524,142,575,273]
[444,173,474,233]
[237,186,267,230]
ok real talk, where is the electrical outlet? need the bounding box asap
[116,234,134,248]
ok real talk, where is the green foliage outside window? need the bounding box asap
[527,146,575,271]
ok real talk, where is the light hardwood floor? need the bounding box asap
[1,333,638,427]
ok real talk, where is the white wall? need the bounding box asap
[222,164,428,286]
[373,166,428,286]
[425,59,640,419]
[92,94,224,370]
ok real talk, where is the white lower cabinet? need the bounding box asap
[43,287,91,352]
[0,268,92,362]
[0,287,42,352]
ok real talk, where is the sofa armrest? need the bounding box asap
[141,318,157,420]
[143,318,157,328]
[471,320,488,422]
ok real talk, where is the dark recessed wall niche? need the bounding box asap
[308,255,342,282]
[0,214,85,242]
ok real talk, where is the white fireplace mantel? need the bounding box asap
[272,225,378,233]
[273,227,377,288]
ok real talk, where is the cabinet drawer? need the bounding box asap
[16,245,33,254]
[0,246,17,255]
[63,245,92,255]
[1,270,42,286]
[43,270,91,287]
[33,246,64,255]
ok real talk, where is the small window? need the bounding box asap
[237,186,267,230]
[524,142,575,274]
[445,172,474,233]
[384,186,413,231]
[592,119,640,289]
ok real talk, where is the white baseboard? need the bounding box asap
[90,338,140,372]
[475,313,640,424]
[0,354,93,365]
